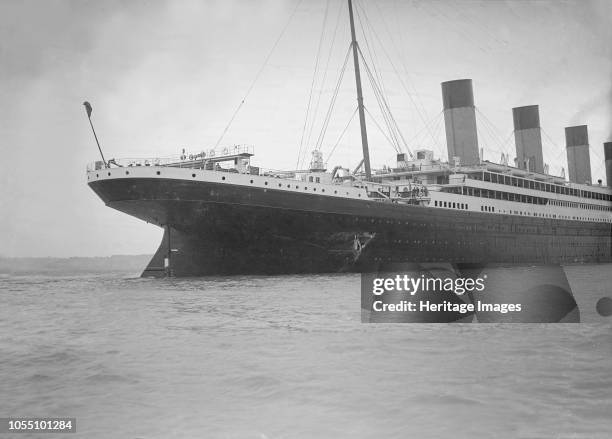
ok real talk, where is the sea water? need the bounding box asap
[0,265,611,438]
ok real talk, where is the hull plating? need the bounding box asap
[88,177,612,276]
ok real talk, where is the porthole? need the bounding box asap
[192,174,196,178]
[250,180,254,183]
[313,188,316,192]
[222,176,226,180]
[334,191,337,194]
[264,181,268,185]
[96,174,99,177]
[305,187,308,190]
[156,171,161,175]
[279,183,282,187]
[287,184,291,188]
[322,189,325,193]
[125,171,129,175]
[108,172,111,176]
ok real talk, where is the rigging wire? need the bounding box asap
[305,0,344,151]
[364,106,397,150]
[426,1,492,53]
[214,0,304,149]
[476,117,511,158]
[403,110,444,150]
[357,45,412,156]
[354,2,404,154]
[361,59,402,153]
[310,44,353,162]
[367,0,442,148]
[541,127,568,162]
[354,2,388,103]
[475,108,513,155]
[296,0,331,170]
[429,113,446,155]
[355,0,442,156]
[325,106,359,165]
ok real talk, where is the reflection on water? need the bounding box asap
[0,265,611,438]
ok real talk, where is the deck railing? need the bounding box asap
[86,145,255,172]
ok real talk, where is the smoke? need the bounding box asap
[568,86,612,127]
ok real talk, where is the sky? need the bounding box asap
[1,0,611,257]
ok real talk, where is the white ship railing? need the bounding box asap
[86,145,255,172]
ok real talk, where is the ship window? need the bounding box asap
[126,171,129,175]
[222,176,226,180]
[287,184,291,188]
[313,188,316,191]
[192,174,196,178]
[108,172,111,176]
[492,207,495,212]
[156,171,160,175]
[250,180,253,183]
[309,176,313,182]
[322,189,325,192]
[316,177,320,183]
[96,174,99,177]
[435,201,438,206]
[304,187,308,190]
[264,181,268,185]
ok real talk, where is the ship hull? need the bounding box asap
[88,175,612,277]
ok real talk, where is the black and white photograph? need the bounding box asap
[1,0,611,437]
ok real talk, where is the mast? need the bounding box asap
[347,0,371,180]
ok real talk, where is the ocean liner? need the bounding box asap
[87,0,612,277]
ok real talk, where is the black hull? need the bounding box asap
[88,177,612,277]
